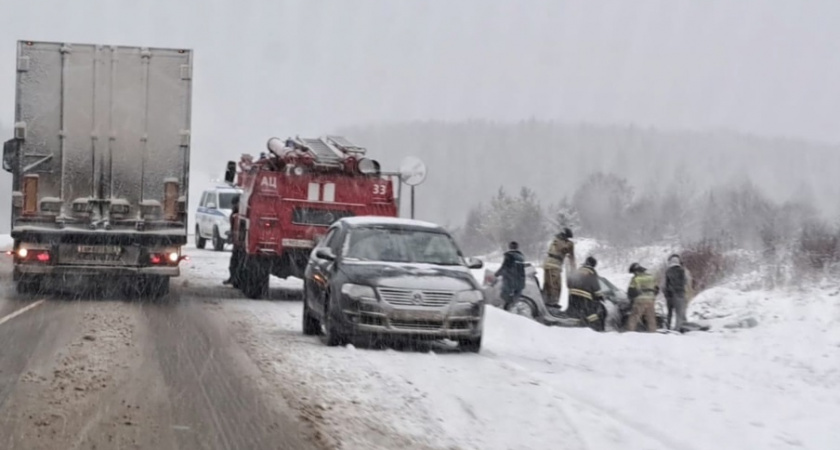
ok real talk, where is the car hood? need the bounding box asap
[340,261,478,291]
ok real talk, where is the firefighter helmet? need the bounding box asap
[628,262,646,273]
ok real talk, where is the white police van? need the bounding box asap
[195,186,242,251]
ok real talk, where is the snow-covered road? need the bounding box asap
[183,244,840,450]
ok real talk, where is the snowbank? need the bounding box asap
[184,244,840,449]
[219,286,840,450]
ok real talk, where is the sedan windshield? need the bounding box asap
[344,227,463,265]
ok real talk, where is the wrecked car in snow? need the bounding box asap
[482,264,667,332]
[302,216,486,351]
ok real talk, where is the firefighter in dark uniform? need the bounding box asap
[494,241,526,310]
[223,195,242,286]
[542,228,576,308]
[566,256,606,331]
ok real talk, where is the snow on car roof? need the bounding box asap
[213,186,242,192]
[339,216,443,230]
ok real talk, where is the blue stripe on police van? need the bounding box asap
[197,207,227,218]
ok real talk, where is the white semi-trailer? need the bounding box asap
[2,40,193,297]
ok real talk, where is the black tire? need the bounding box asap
[302,284,322,336]
[458,335,482,353]
[231,249,243,289]
[195,226,207,249]
[212,226,224,252]
[241,258,269,299]
[322,293,347,346]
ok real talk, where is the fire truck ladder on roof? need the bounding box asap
[325,135,367,157]
[288,135,368,169]
[287,136,343,168]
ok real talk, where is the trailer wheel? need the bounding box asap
[212,226,224,252]
[195,226,207,249]
[143,276,170,300]
[16,278,41,296]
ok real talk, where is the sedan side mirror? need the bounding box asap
[466,257,484,269]
[315,248,336,262]
[206,202,217,209]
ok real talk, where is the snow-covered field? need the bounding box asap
[181,243,840,450]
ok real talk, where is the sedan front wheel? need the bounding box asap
[322,294,348,347]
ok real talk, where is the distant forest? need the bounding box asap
[339,120,840,231]
[341,121,840,286]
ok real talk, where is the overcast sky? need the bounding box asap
[1,0,838,210]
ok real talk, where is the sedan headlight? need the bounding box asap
[456,289,484,303]
[341,283,378,301]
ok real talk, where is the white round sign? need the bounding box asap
[399,156,427,186]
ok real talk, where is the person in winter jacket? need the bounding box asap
[223,195,242,286]
[566,256,605,331]
[664,253,688,331]
[495,241,526,309]
[542,228,576,307]
[626,262,659,332]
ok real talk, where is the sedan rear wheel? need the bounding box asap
[212,226,225,251]
[195,226,207,249]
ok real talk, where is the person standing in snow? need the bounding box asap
[664,253,688,331]
[566,256,606,331]
[223,195,242,286]
[542,228,576,308]
[625,262,659,332]
[494,241,526,310]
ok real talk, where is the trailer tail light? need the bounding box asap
[147,249,183,266]
[15,247,51,264]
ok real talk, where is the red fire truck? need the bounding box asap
[223,135,399,299]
